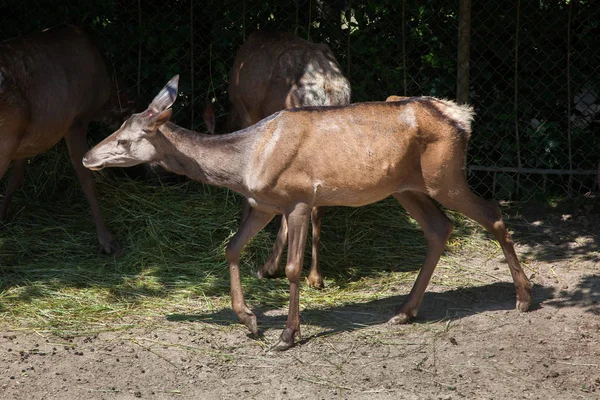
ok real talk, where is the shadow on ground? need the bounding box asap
[506,196,600,263]
[167,280,557,338]
[545,274,600,315]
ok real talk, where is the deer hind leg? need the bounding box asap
[0,159,26,221]
[226,207,275,336]
[306,206,326,289]
[64,120,119,255]
[432,181,532,313]
[273,202,310,351]
[389,192,454,324]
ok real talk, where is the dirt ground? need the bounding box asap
[1,200,599,400]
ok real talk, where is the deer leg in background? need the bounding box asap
[226,207,275,336]
[0,134,20,179]
[64,121,119,255]
[388,192,454,324]
[306,206,326,289]
[433,182,532,312]
[273,202,310,351]
[258,207,326,290]
[258,214,288,279]
[597,161,600,191]
[240,198,252,225]
[0,159,26,221]
[0,139,20,219]
[0,159,10,178]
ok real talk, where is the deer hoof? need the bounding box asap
[516,298,531,313]
[516,285,532,312]
[306,274,324,290]
[271,328,296,351]
[239,309,259,336]
[388,306,418,325]
[257,262,280,279]
[100,243,122,256]
[99,235,122,256]
[388,314,411,325]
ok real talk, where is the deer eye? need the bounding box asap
[117,139,129,146]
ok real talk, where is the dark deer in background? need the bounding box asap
[0,25,132,254]
[83,76,532,350]
[204,31,351,289]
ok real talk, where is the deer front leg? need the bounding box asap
[65,122,120,255]
[226,207,275,336]
[389,192,453,324]
[273,203,310,351]
[0,159,25,221]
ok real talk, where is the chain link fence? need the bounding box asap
[1,0,598,200]
[469,0,599,199]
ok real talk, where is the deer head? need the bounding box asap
[83,75,179,170]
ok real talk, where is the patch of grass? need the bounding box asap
[0,147,497,336]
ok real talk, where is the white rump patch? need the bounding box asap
[431,99,475,135]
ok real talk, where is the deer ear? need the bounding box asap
[147,108,172,131]
[203,99,216,134]
[150,75,179,112]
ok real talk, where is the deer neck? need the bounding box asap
[154,122,253,191]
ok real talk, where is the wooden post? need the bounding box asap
[137,0,142,97]
[566,0,573,196]
[513,0,522,197]
[402,0,407,96]
[457,0,471,104]
[346,1,352,78]
[190,0,195,129]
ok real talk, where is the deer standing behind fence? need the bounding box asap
[0,25,135,254]
[83,75,533,350]
[204,30,351,289]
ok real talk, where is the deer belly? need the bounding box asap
[315,186,393,207]
[310,162,402,206]
[14,127,69,158]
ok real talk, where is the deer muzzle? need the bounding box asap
[82,154,105,171]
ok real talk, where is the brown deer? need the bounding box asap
[0,25,131,254]
[204,31,351,289]
[83,76,532,350]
